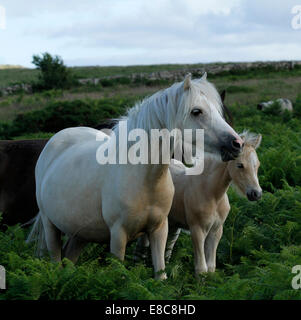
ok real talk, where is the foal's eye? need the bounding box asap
[191,108,203,116]
[237,163,244,169]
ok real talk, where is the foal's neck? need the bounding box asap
[201,157,232,201]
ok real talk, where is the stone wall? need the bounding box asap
[2,60,301,96]
[78,60,301,85]
[0,83,32,96]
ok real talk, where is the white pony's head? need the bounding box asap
[120,73,243,162]
[173,73,243,162]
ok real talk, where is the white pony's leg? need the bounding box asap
[204,225,223,272]
[40,214,62,262]
[110,224,128,261]
[62,236,87,264]
[190,225,208,275]
[165,227,181,263]
[149,218,168,280]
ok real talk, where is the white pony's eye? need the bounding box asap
[237,163,244,169]
[191,108,203,116]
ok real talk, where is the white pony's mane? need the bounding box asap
[113,77,224,134]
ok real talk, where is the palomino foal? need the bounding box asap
[136,132,262,275]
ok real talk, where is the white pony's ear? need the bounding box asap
[197,72,207,83]
[183,73,192,91]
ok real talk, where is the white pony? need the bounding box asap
[28,74,243,279]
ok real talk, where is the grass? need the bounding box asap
[0,65,301,300]
[0,68,40,88]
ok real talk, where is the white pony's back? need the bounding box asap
[35,127,108,190]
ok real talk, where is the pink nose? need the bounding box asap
[232,138,244,150]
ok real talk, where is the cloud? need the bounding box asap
[0,0,300,67]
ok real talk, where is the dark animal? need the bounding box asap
[0,139,48,226]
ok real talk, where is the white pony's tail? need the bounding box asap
[26,212,47,257]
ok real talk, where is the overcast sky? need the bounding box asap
[0,0,300,67]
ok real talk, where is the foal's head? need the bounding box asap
[227,132,262,201]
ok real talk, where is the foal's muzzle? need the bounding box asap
[220,136,244,162]
[247,189,262,201]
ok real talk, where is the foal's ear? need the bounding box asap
[183,73,192,91]
[239,132,262,149]
[250,134,262,149]
[253,134,262,149]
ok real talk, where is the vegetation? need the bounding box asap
[31,53,75,91]
[0,65,301,300]
[0,98,133,139]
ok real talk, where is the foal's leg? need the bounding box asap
[134,226,180,264]
[62,236,88,264]
[165,227,181,263]
[190,225,208,275]
[110,224,128,261]
[205,225,223,272]
[41,214,62,262]
[149,218,168,280]
[133,234,150,262]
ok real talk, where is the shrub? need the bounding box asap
[5,98,133,137]
[32,52,75,91]
[99,79,115,87]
